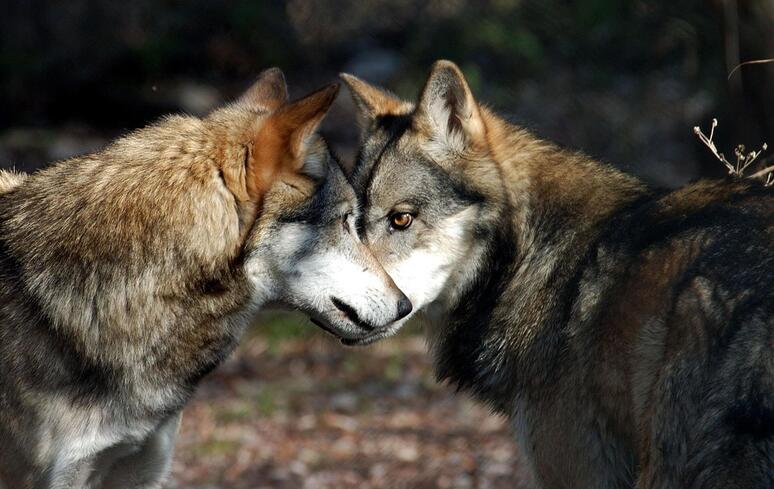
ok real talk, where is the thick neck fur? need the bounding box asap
[0,120,257,412]
[483,108,648,242]
[432,109,650,412]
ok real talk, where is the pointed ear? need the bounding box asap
[237,67,288,112]
[414,60,486,152]
[271,83,339,171]
[249,83,339,192]
[340,73,411,127]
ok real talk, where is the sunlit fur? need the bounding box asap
[343,60,774,489]
[0,170,26,193]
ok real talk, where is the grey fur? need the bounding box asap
[344,61,774,488]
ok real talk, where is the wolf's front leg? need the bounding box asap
[90,413,182,489]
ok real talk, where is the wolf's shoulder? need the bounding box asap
[634,179,773,318]
[658,178,772,224]
[611,178,772,250]
[591,178,771,316]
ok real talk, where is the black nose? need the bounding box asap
[396,295,413,320]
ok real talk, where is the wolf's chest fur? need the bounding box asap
[0,212,250,478]
[39,400,157,467]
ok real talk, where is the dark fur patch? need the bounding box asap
[435,208,520,410]
[727,393,774,440]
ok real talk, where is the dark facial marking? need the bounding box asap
[352,115,413,237]
[331,297,377,331]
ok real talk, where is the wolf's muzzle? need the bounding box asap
[331,296,377,331]
[331,293,412,331]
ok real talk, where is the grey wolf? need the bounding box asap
[0,68,410,489]
[341,61,774,488]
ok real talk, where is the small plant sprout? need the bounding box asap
[693,118,771,186]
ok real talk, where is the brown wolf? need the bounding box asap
[0,69,410,489]
[341,61,774,488]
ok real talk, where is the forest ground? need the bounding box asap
[166,314,535,489]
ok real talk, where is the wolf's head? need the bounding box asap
[208,69,412,343]
[341,61,505,344]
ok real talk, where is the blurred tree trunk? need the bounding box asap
[721,0,774,147]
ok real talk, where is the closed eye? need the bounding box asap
[278,180,309,197]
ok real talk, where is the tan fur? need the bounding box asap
[339,73,413,117]
[0,71,370,489]
[0,169,27,193]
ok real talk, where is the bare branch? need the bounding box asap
[693,119,735,174]
[748,164,774,181]
[693,118,768,183]
[738,142,767,174]
[727,58,774,80]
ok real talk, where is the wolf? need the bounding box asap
[0,68,410,489]
[341,61,774,488]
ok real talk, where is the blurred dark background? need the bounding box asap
[1,2,772,487]
[1,0,773,186]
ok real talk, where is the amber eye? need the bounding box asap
[389,212,413,230]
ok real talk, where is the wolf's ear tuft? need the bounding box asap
[273,82,339,167]
[415,60,485,152]
[252,83,339,184]
[238,67,289,112]
[340,73,411,128]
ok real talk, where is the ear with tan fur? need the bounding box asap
[237,67,289,112]
[249,83,339,194]
[272,83,340,175]
[414,60,486,152]
[340,73,412,127]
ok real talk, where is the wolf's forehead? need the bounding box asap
[355,133,409,192]
[356,130,483,223]
[352,115,411,177]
